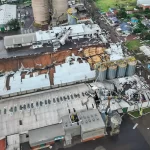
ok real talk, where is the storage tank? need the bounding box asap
[107,62,117,80]
[116,60,127,78]
[67,8,78,25]
[52,0,68,22]
[96,64,107,81]
[126,57,137,76]
[32,0,50,25]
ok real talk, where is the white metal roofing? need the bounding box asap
[54,60,95,85]
[0,83,96,138]
[0,72,50,96]
[0,4,16,25]
[137,0,150,5]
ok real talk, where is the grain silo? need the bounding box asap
[32,0,50,25]
[107,62,117,80]
[52,0,68,22]
[95,63,107,81]
[126,57,137,76]
[116,60,127,78]
[67,8,78,25]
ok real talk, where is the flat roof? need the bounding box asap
[79,109,105,133]
[4,33,37,47]
[0,4,16,25]
[29,124,65,147]
[0,83,97,138]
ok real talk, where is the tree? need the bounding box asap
[117,8,127,18]
[144,8,150,14]
[6,19,20,30]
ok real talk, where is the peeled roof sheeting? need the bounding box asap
[4,33,37,47]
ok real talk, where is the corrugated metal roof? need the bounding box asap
[4,33,37,47]
[79,109,105,133]
[29,124,65,147]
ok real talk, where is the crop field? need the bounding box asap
[95,0,137,12]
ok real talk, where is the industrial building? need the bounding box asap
[4,23,105,49]
[0,83,106,149]
[0,4,17,27]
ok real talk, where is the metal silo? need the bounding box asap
[126,57,137,76]
[67,8,78,25]
[116,60,127,78]
[107,62,117,80]
[52,0,68,22]
[32,0,50,25]
[95,63,107,81]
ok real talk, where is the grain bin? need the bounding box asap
[52,0,68,22]
[107,62,117,80]
[67,8,78,25]
[96,63,107,81]
[126,57,137,76]
[116,60,127,78]
[32,0,50,25]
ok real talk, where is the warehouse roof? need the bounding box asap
[0,83,97,138]
[0,4,16,25]
[4,33,36,47]
[29,124,65,147]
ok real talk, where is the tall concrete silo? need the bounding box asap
[116,60,127,78]
[32,0,50,25]
[107,62,117,80]
[52,0,68,22]
[96,63,107,81]
[126,57,137,76]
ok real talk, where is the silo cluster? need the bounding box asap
[96,57,137,81]
[32,0,68,25]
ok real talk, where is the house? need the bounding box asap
[118,22,132,34]
[131,17,138,24]
[109,17,120,26]
[141,19,150,28]
[137,0,150,10]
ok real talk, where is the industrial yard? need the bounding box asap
[0,0,150,150]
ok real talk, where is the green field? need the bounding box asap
[125,40,141,51]
[95,0,137,12]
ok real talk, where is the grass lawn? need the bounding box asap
[129,107,150,118]
[125,40,141,51]
[95,0,136,12]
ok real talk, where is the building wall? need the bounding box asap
[140,4,150,10]
[0,138,6,150]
